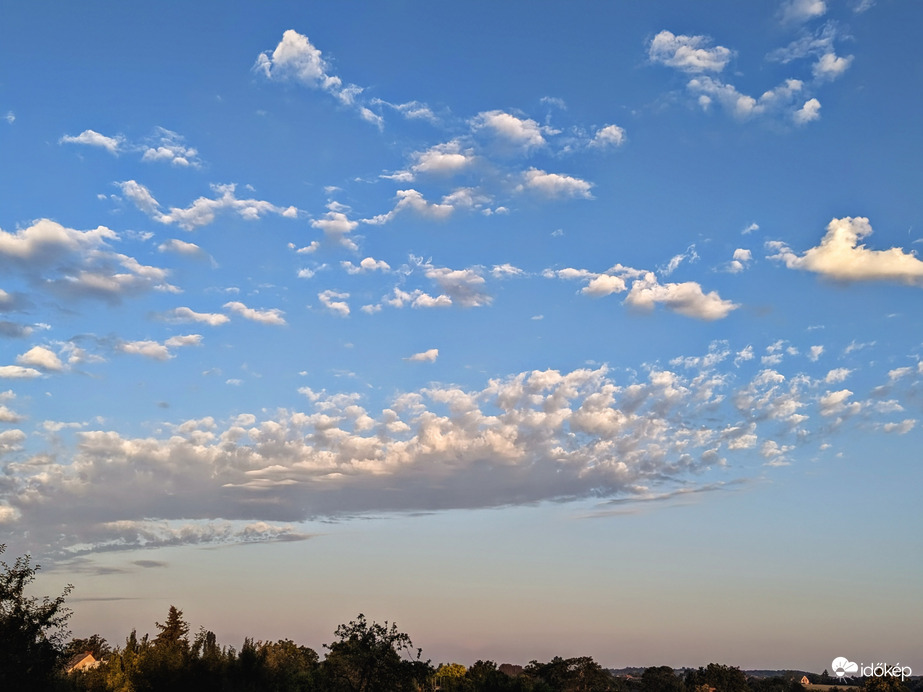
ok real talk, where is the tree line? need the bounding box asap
[2,546,918,692]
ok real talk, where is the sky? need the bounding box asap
[1,0,922,672]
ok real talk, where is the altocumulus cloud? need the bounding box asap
[1,349,917,559]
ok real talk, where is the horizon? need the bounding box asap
[1,0,921,674]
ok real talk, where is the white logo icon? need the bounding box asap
[832,657,859,678]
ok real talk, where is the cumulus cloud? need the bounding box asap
[793,98,821,124]
[590,124,627,148]
[224,301,287,326]
[780,0,827,24]
[60,129,124,154]
[726,248,753,273]
[255,30,379,126]
[140,127,202,167]
[819,388,860,417]
[16,346,63,371]
[0,219,176,301]
[423,265,491,307]
[0,366,42,379]
[813,52,854,81]
[470,110,548,152]
[649,30,734,73]
[625,272,738,320]
[405,348,439,363]
[312,208,360,250]
[547,262,734,320]
[342,257,391,274]
[119,181,298,230]
[409,140,475,177]
[165,307,229,326]
[119,335,201,361]
[767,217,923,285]
[520,168,594,199]
[689,76,814,124]
[364,189,454,225]
[318,290,350,316]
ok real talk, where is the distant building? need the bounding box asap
[65,652,100,674]
[801,676,811,685]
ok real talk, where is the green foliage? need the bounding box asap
[863,672,910,692]
[64,634,111,662]
[685,664,750,692]
[0,543,73,690]
[321,613,432,691]
[524,656,618,691]
[642,666,684,692]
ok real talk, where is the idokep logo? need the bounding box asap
[832,657,912,681]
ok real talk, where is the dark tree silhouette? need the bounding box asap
[0,544,72,690]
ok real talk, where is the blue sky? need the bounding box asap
[1,0,921,671]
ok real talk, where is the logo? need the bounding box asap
[831,657,858,678]
[831,658,912,681]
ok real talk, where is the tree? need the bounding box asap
[642,666,684,692]
[0,544,72,690]
[153,605,190,651]
[321,613,432,692]
[64,633,111,661]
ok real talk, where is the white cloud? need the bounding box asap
[825,368,852,383]
[141,127,202,167]
[625,272,738,320]
[224,301,287,326]
[342,257,390,274]
[590,124,627,148]
[780,0,827,24]
[0,365,42,379]
[583,274,627,297]
[371,99,439,123]
[158,238,210,260]
[767,217,923,285]
[0,363,761,553]
[649,30,733,73]
[60,129,123,154]
[793,98,821,124]
[411,140,474,177]
[808,345,824,362]
[0,405,22,423]
[521,168,594,199]
[166,307,229,326]
[813,52,854,81]
[406,348,439,363]
[688,76,811,123]
[819,388,860,417]
[120,335,201,361]
[312,208,360,250]
[424,265,491,307]
[255,29,342,89]
[16,346,63,371]
[318,290,350,316]
[491,263,524,279]
[120,181,298,230]
[365,189,455,224]
[882,419,916,435]
[470,110,547,151]
[255,30,378,125]
[726,248,753,273]
[0,219,175,301]
[4,111,13,125]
